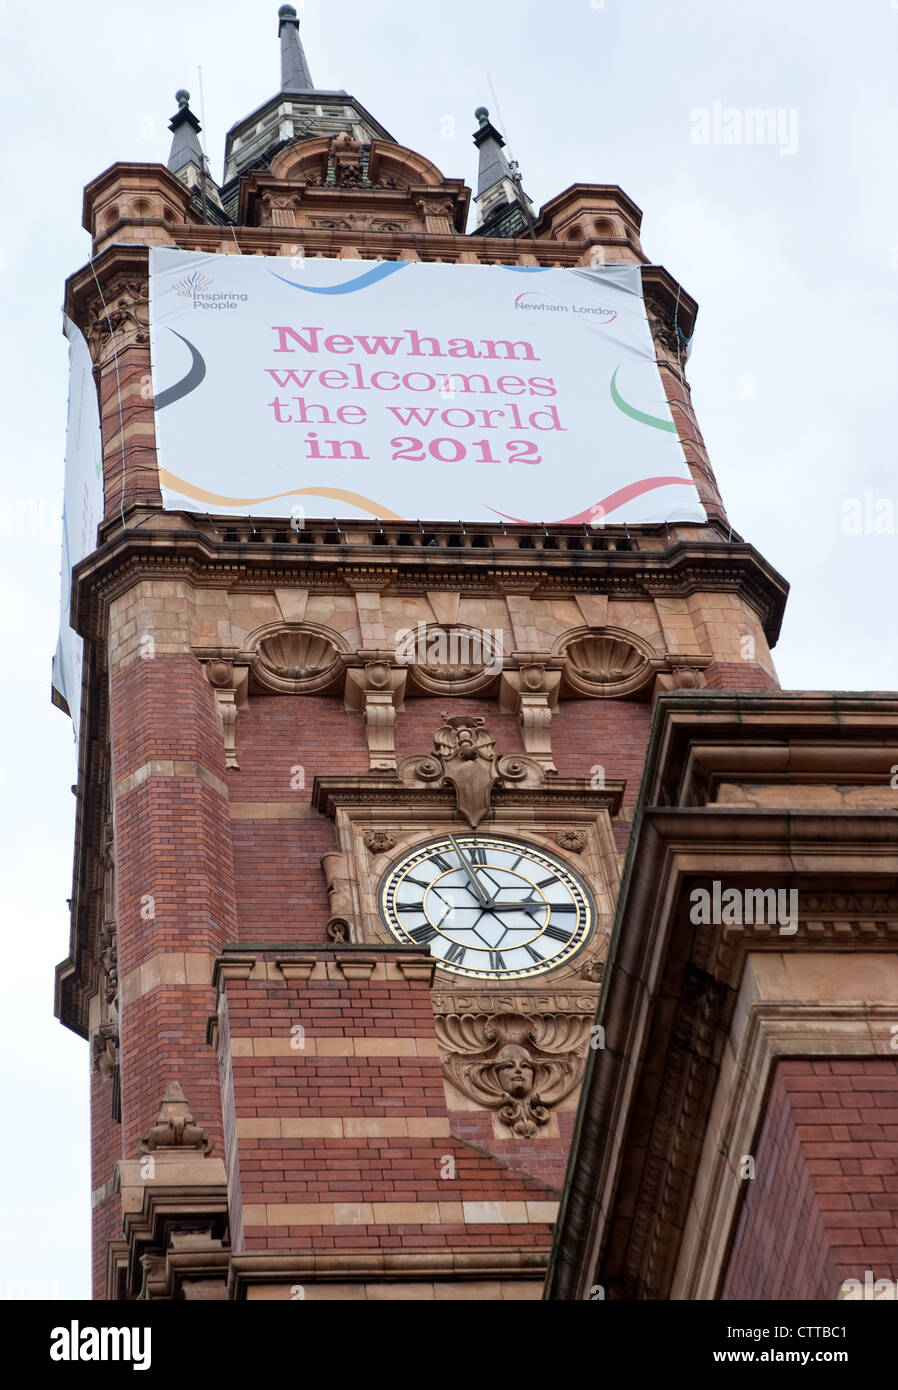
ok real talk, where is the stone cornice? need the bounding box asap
[312,774,626,821]
[228,1248,548,1299]
[70,513,788,648]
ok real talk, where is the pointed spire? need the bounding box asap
[472,107,534,236]
[474,107,516,198]
[279,4,314,92]
[167,90,204,175]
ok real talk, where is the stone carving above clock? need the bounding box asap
[436,1012,590,1138]
[399,715,543,828]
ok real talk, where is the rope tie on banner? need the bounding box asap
[230,225,243,255]
[88,256,128,532]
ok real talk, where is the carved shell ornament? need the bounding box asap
[258,631,337,677]
[248,626,346,694]
[437,1012,590,1138]
[560,629,655,698]
[400,623,502,696]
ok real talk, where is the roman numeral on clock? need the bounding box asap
[444,942,467,965]
[544,924,574,943]
[409,924,438,945]
[468,846,488,865]
[489,950,506,971]
[430,854,453,872]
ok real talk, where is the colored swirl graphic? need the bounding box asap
[268,262,410,294]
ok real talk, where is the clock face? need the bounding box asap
[379,833,594,980]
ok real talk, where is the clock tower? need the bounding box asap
[56,5,796,1302]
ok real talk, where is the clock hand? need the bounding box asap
[447,836,491,906]
[484,900,546,914]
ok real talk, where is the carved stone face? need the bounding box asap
[497,1046,534,1098]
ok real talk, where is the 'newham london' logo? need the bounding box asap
[514,290,616,323]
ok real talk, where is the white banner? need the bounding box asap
[149,249,704,526]
[52,318,104,741]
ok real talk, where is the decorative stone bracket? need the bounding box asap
[344,659,407,771]
[202,661,249,770]
[321,851,360,943]
[499,658,563,773]
[650,656,711,701]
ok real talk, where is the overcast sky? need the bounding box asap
[1,0,896,1298]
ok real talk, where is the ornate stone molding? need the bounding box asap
[578,955,604,983]
[92,1023,119,1082]
[415,196,454,232]
[432,990,600,1017]
[84,275,150,365]
[113,1082,228,1300]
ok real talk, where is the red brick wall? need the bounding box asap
[223,950,558,1256]
[98,347,161,516]
[446,1108,577,1190]
[722,1058,898,1300]
[90,1066,124,1299]
[109,653,232,1163]
[227,694,367,943]
[704,662,780,691]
